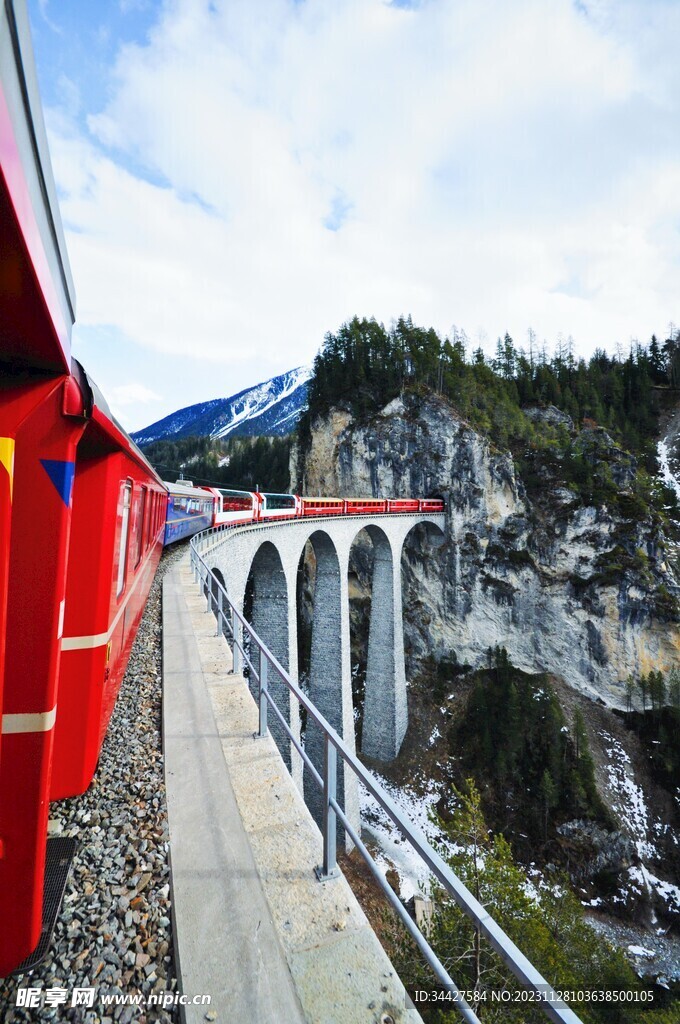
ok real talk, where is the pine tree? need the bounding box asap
[540,769,558,840]
[625,674,636,712]
[669,669,680,710]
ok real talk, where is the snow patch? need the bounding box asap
[627,944,655,959]
[599,731,655,859]
[359,773,448,900]
[628,865,680,914]
[658,440,680,502]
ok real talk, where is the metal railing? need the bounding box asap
[189,532,583,1024]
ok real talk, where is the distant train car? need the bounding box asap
[163,480,217,543]
[387,499,420,513]
[344,498,388,515]
[300,497,345,517]
[418,498,445,512]
[209,487,258,526]
[260,492,297,519]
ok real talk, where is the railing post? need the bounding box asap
[232,608,240,674]
[216,588,223,636]
[258,657,268,737]
[315,736,339,882]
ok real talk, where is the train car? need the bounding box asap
[163,479,217,544]
[344,498,388,515]
[419,498,445,512]
[209,486,258,526]
[0,0,166,975]
[51,374,166,801]
[300,496,345,517]
[387,499,420,513]
[260,492,297,519]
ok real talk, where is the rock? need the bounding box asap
[524,404,574,431]
[575,427,637,489]
[556,820,634,879]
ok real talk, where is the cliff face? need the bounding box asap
[293,393,680,707]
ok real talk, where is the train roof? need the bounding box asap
[0,0,75,372]
[71,362,165,488]
[164,481,215,499]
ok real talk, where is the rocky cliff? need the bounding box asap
[292,392,680,708]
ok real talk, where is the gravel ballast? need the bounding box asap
[0,542,188,1023]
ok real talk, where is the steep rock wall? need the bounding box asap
[293,394,680,707]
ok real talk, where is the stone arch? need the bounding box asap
[246,541,295,769]
[400,518,446,567]
[400,518,448,675]
[303,530,357,843]
[211,566,226,592]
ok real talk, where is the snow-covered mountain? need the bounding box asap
[131,366,311,446]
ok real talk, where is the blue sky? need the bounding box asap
[26,0,680,431]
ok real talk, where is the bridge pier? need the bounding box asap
[304,533,359,849]
[361,528,407,762]
[249,543,299,775]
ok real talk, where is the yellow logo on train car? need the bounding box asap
[106,641,112,665]
[0,438,15,500]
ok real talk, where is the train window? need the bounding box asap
[263,493,296,510]
[218,489,252,512]
[141,487,150,553]
[129,490,141,568]
[116,481,132,597]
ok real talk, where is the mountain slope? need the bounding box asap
[132,366,311,446]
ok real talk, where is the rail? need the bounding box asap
[189,529,583,1024]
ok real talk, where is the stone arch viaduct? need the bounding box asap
[201,511,446,840]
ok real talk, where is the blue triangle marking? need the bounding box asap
[40,459,76,507]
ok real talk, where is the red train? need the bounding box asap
[181,484,444,529]
[0,1,165,975]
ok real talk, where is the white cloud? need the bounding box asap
[108,381,162,406]
[45,0,680,404]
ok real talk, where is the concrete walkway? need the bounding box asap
[162,556,421,1024]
